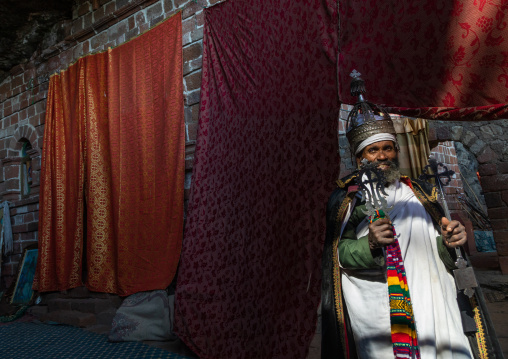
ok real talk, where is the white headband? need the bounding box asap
[355,133,397,155]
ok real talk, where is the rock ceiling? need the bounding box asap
[0,0,74,83]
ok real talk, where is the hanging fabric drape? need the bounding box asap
[338,1,508,121]
[173,1,339,358]
[34,13,184,296]
[35,58,89,291]
[393,118,430,179]
[1,202,13,255]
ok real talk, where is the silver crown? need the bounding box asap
[346,70,396,155]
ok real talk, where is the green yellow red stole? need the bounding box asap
[371,209,420,359]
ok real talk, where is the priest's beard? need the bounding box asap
[373,158,401,184]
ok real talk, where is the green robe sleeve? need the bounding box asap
[338,202,385,269]
[436,234,458,271]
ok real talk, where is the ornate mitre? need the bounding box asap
[345,70,396,155]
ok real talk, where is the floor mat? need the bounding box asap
[0,322,192,358]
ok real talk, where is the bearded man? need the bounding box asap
[320,98,488,358]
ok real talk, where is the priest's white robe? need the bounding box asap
[340,180,472,359]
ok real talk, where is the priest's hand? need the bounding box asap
[368,218,395,249]
[441,217,467,248]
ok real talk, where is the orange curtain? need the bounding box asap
[34,13,184,296]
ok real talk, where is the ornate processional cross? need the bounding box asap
[419,158,478,297]
[357,159,393,217]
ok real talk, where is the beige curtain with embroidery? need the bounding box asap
[393,117,430,178]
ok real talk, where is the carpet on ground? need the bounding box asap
[0,322,191,359]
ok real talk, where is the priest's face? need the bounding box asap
[356,140,398,169]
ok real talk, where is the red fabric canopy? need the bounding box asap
[174,1,339,358]
[338,0,508,120]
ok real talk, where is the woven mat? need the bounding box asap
[0,322,191,358]
[0,310,34,325]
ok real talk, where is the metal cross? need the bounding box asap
[357,159,393,217]
[419,157,477,297]
[420,157,454,188]
[350,69,362,80]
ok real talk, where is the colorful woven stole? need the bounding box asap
[370,210,420,359]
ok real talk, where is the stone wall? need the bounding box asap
[430,120,508,273]
[0,0,226,291]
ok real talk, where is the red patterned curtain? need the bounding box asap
[338,0,508,120]
[34,13,184,296]
[173,1,340,358]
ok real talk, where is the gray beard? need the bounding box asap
[371,159,401,184]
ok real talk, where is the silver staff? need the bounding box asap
[419,158,478,297]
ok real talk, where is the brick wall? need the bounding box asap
[0,0,225,291]
[427,141,464,215]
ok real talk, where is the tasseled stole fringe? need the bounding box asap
[370,210,420,359]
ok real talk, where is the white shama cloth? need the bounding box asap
[355,133,397,155]
[340,180,472,359]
